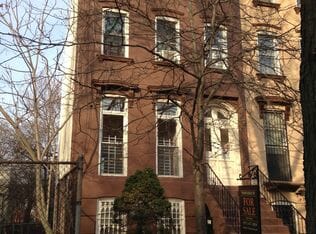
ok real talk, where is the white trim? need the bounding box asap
[155,100,183,178]
[99,95,128,176]
[102,8,129,58]
[155,16,180,63]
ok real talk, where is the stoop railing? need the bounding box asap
[247,165,306,234]
[206,164,240,233]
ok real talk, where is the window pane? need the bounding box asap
[157,102,178,117]
[104,12,124,35]
[102,97,125,112]
[101,115,123,174]
[103,115,123,140]
[157,19,177,51]
[157,119,179,176]
[220,128,229,154]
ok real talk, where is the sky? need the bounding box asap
[0,0,71,114]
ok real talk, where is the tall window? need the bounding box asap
[100,97,128,175]
[263,111,291,181]
[96,199,126,234]
[258,33,280,75]
[158,199,185,234]
[103,9,129,57]
[205,25,228,69]
[156,102,182,177]
[155,17,180,62]
[205,108,236,158]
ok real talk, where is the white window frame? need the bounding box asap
[205,25,228,69]
[155,16,180,63]
[96,198,127,234]
[102,8,129,57]
[99,95,128,176]
[156,100,183,178]
[257,32,281,75]
[158,199,186,234]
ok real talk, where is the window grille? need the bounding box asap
[101,136,123,174]
[263,111,291,181]
[158,200,185,234]
[100,97,127,175]
[156,102,181,176]
[158,138,179,176]
[97,199,126,234]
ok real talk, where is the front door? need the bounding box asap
[205,105,241,186]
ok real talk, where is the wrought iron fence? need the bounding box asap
[206,164,240,233]
[0,159,82,234]
[248,165,306,234]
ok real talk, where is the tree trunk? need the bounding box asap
[193,160,207,234]
[300,1,316,233]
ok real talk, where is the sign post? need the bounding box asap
[239,185,261,234]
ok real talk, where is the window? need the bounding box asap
[99,97,128,175]
[263,111,291,181]
[96,199,126,234]
[205,107,236,158]
[258,33,280,75]
[156,102,182,176]
[205,25,228,69]
[155,17,180,62]
[272,201,297,234]
[158,199,185,234]
[103,9,129,57]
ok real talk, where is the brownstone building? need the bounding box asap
[58,0,305,233]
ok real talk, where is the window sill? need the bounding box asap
[253,0,280,9]
[152,60,180,67]
[99,173,127,177]
[158,175,183,179]
[263,180,302,192]
[97,54,134,64]
[256,73,286,81]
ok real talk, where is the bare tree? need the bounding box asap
[0,0,72,233]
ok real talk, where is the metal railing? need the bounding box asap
[248,165,306,234]
[206,165,240,233]
[0,159,82,234]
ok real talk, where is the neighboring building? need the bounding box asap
[58,0,304,233]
